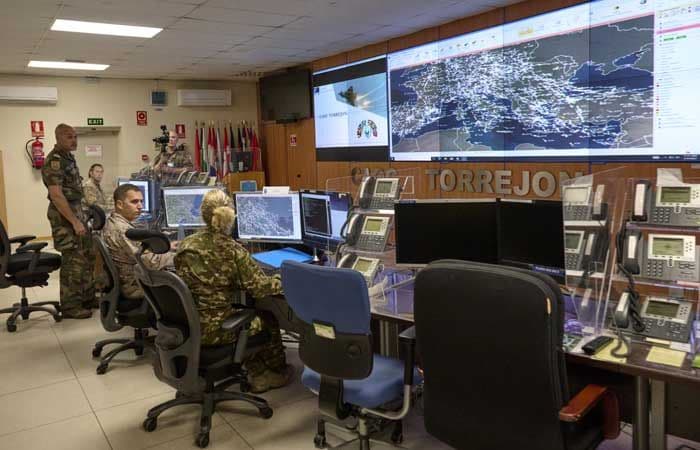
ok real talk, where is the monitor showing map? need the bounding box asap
[388,0,699,162]
[162,186,219,228]
[118,179,151,213]
[234,193,302,242]
[313,56,389,161]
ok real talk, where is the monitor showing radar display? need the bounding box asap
[117,179,152,213]
[162,186,220,228]
[234,192,302,242]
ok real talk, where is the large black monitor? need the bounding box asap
[117,179,152,213]
[162,186,220,228]
[260,69,311,123]
[498,199,565,280]
[234,192,302,243]
[395,199,498,266]
[300,190,352,250]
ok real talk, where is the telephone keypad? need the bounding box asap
[564,205,591,221]
[368,197,394,211]
[565,254,580,271]
[650,207,672,224]
[357,234,388,253]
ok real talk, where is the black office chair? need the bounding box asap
[413,260,620,450]
[91,234,154,374]
[0,220,63,331]
[127,229,273,449]
[281,260,419,450]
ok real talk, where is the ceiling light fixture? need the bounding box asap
[51,19,162,38]
[28,60,110,70]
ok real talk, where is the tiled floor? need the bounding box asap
[0,270,698,449]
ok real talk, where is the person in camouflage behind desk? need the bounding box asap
[152,130,193,185]
[175,190,292,394]
[41,124,95,319]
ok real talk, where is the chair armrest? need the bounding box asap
[559,384,620,439]
[220,310,257,334]
[9,235,36,246]
[16,242,48,253]
[399,326,417,386]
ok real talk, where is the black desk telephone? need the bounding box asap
[341,214,391,253]
[614,292,694,343]
[564,229,608,272]
[337,252,381,285]
[358,177,401,210]
[631,180,700,227]
[562,184,607,222]
[622,230,700,282]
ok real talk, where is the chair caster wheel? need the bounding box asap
[259,407,273,419]
[143,417,157,432]
[391,432,403,445]
[96,364,108,375]
[92,347,102,358]
[53,314,62,323]
[195,432,210,448]
[239,381,250,393]
[7,322,17,332]
[314,434,327,448]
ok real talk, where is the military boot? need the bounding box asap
[62,308,92,319]
[249,365,294,394]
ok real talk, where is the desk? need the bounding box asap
[370,277,700,450]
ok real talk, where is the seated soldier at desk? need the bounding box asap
[102,183,175,299]
[175,190,292,394]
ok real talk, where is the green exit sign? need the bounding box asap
[87,118,104,126]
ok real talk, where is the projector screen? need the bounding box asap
[313,56,389,161]
[388,0,699,162]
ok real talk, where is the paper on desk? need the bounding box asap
[646,347,686,368]
[592,339,628,364]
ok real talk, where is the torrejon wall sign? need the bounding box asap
[350,167,585,198]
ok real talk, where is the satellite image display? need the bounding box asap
[236,195,297,239]
[389,8,654,159]
[164,192,206,227]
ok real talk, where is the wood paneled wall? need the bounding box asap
[260,0,699,199]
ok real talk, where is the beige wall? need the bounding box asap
[0,75,258,237]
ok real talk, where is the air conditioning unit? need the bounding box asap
[0,86,58,104]
[177,89,231,107]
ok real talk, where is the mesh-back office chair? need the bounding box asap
[281,260,420,450]
[91,234,154,374]
[0,219,62,332]
[127,229,273,448]
[413,260,620,450]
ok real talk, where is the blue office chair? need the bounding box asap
[281,260,419,450]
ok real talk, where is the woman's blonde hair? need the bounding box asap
[200,190,236,235]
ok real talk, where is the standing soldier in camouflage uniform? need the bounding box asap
[175,190,292,393]
[152,130,193,185]
[82,163,112,212]
[41,124,95,319]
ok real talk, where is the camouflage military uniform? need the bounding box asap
[102,212,174,299]
[82,177,112,212]
[41,146,95,313]
[153,148,194,184]
[175,230,287,377]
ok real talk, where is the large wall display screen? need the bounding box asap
[388,0,699,162]
[314,56,389,161]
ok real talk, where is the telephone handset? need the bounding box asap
[341,214,391,252]
[564,229,608,272]
[614,292,694,343]
[631,180,700,226]
[622,231,700,282]
[614,291,631,329]
[563,184,608,221]
[358,177,401,210]
[337,252,381,286]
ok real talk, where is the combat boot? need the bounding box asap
[249,365,294,394]
[62,308,92,319]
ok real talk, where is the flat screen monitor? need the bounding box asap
[313,56,389,161]
[117,179,151,213]
[234,192,302,242]
[395,199,498,266]
[259,69,311,122]
[300,190,352,250]
[498,199,565,279]
[162,186,220,228]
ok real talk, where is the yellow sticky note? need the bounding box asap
[646,347,686,368]
[592,339,627,364]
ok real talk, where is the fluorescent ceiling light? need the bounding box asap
[28,60,109,71]
[51,19,162,38]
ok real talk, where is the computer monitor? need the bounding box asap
[498,199,565,280]
[162,186,220,228]
[234,192,302,242]
[117,179,151,213]
[395,199,498,266]
[300,190,352,250]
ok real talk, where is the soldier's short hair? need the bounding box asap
[114,183,142,204]
[55,123,74,138]
[89,163,103,177]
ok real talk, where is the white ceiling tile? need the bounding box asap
[258,27,355,43]
[169,18,272,36]
[205,0,316,16]
[285,17,384,35]
[186,7,298,27]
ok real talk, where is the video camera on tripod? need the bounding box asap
[153,125,169,153]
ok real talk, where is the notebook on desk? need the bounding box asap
[252,247,313,270]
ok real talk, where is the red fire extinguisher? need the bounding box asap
[25,137,45,169]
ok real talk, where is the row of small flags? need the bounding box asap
[193,120,261,179]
